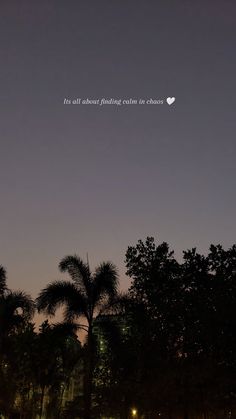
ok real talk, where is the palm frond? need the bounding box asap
[4,291,35,319]
[93,262,119,307]
[59,255,91,296]
[98,291,130,316]
[0,291,35,335]
[36,280,88,320]
[50,321,79,337]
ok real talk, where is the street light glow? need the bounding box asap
[132,408,137,416]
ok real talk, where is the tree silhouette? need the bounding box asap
[1,238,236,418]
[0,265,34,417]
[125,238,236,418]
[37,255,118,419]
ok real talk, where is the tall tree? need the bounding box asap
[37,255,118,419]
[0,265,34,417]
[125,238,236,418]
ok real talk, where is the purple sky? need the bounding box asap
[0,1,236,302]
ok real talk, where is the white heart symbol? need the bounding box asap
[167,97,175,105]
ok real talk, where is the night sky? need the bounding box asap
[1,1,236,299]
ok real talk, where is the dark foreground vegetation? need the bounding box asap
[0,237,236,419]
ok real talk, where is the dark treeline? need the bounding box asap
[0,237,236,419]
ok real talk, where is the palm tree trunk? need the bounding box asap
[84,324,93,419]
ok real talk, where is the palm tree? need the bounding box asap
[0,265,34,351]
[0,265,35,416]
[37,255,118,419]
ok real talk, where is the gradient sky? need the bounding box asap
[0,1,236,301]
